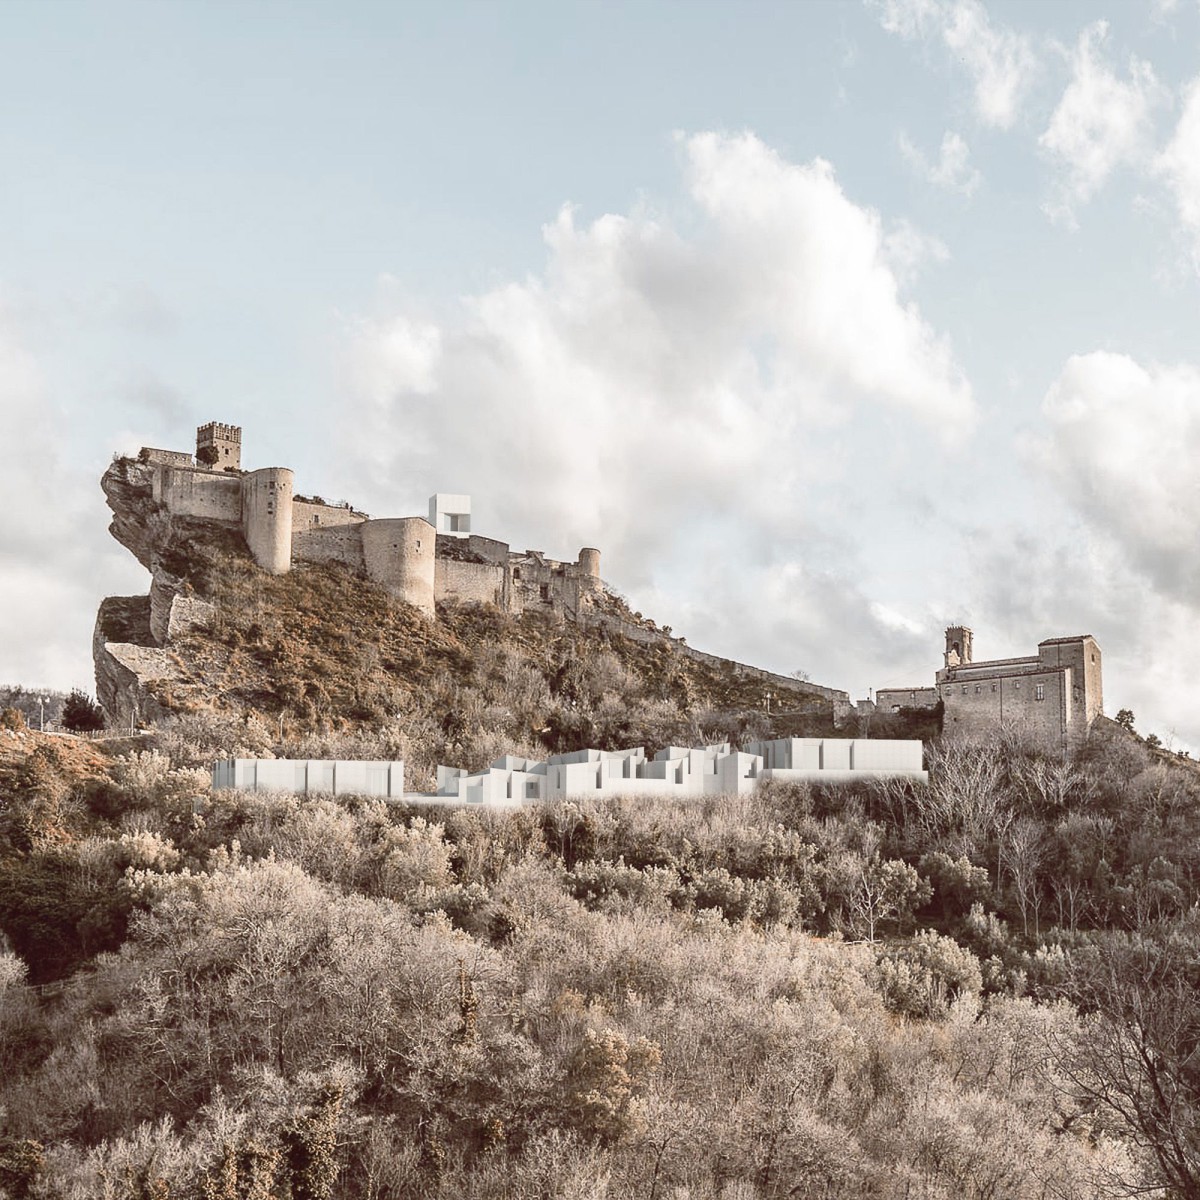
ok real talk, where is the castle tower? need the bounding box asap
[577,547,601,592]
[944,625,973,669]
[241,468,294,574]
[361,517,436,614]
[196,422,242,471]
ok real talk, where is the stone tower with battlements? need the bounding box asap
[196,422,241,471]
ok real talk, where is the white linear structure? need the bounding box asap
[212,758,405,797]
[211,738,925,804]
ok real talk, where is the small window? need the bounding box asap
[513,568,521,580]
[975,685,981,694]
[540,583,550,600]
[1014,681,1020,690]
[991,683,997,692]
[1035,683,1045,701]
[962,686,968,695]
[268,481,275,490]
[416,540,421,549]
[267,502,274,514]
[312,515,320,526]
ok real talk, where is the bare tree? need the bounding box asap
[1053,928,1200,1198]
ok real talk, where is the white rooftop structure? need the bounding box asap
[428,493,471,538]
[212,738,925,806]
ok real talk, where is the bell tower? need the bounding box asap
[944,625,973,669]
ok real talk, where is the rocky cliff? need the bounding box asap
[95,459,222,723]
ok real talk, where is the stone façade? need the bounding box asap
[875,625,1103,753]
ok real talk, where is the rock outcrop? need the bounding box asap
[94,460,223,727]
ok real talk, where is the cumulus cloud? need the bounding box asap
[1155,76,1200,264]
[1032,351,1200,603]
[876,0,1038,128]
[0,309,145,691]
[338,131,973,688]
[899,130,982,196]
[1039,22,1166,224]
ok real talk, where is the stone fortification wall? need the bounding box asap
[139,447,193,467]
[242,468,294,576]
[292,523,367,572]
[876,686,940,712]
[435,558,503,606]
[292,499,368,532]
[361,518,436,614]
[582,611,849,703]
[153,465,243,523]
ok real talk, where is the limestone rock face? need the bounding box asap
[94,459,224,727]
[93,596,178,730]
[101,458,169,573]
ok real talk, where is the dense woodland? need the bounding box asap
[2,705,1200,1198]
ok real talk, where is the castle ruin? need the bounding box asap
[134,424,603,619]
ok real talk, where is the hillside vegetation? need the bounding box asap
[142,528,864,788]
[2,714,1200,1197]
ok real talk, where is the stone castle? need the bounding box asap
[875,625,1103,752]
[97,422,848,728]
[135,422,603,620]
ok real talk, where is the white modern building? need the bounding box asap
[428,493,471,538]
[211,758,405,797]
[211,738,925,804]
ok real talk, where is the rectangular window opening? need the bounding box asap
[1035,683,1045,701]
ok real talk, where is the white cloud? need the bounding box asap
[1039,22,1166,224]
[1033,351,1200,603]
[0,307,145,692]
[899,130,983,196]
[876,0,1038,128]
[338,131,973,689]
[1154,76,1200,264]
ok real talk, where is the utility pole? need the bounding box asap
[39,695,48,732]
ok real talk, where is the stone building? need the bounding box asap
[876,626,1103,752]
[125,423,603,618]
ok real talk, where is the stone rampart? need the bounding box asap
[582,611,849,703]
[293,499,368,532]
[153,466,242,523]
[361,518,436,614]
[436,558,504,606]
[292,523,367,572]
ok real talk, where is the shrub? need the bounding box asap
[61,690,105,733]
[0,707,26,732]
[875,929,983,1019]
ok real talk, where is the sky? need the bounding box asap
[2,0,1199,749]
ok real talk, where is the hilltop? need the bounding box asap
[92,437,919,781]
